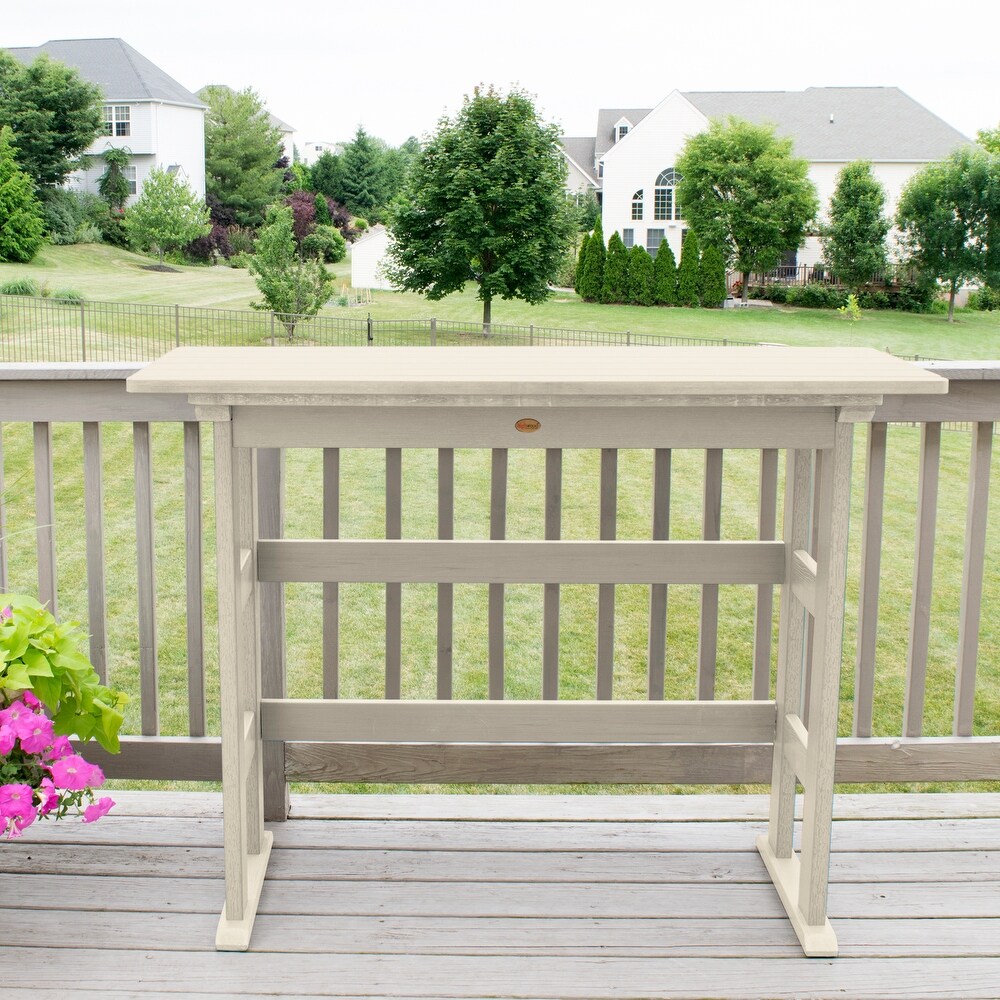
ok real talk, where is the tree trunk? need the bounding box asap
[741,271,750,306]
[948,279,957,323]
[482,295,492,337]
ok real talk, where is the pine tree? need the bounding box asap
[577,218,604,300]
[314,192,332,226]
[626,245,654,305]
[340,126,384,215]
[652,240,678,305]
[601,231,629,303]
[677,229,701,306]
[0,125,46,262]
[573,235,588,295]
[699,244,728,308]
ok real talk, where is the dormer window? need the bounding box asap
[617,124,629,142]
[598,161,604,178]
[631,189,643,221]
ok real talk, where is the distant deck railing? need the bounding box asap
[0,360,997,816]
[0,295,756,362]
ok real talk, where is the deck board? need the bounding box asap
[2,792,999,999]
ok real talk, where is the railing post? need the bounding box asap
[257,447,289,820]
[367,312,373,344]
[270,313,276,347]
[430,317,437,347]
[626,331,631,347]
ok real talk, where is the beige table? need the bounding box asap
[128,346,947,955]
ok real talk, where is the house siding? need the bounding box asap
[351,227,398,290]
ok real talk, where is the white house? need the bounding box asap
[351,225,398,290]
[562,87,970,266]
[299,140,343,167]
[7,38,206,204]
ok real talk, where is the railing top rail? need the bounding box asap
[0,362,145,380]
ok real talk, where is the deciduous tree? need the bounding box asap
[823,160,889,293]
[249,205,334,338]
[0,52,102,188]
[676,117,818,304]
[0,126,45,262]
[896,146,1000,321]
[386,86,574,328]
[200,85,283,227]
[123,167,211,265]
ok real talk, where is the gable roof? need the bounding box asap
[585,87,968,164]
[6,38,205,109]
[561,136,598,184]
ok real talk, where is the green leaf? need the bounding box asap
[23,647,54,676]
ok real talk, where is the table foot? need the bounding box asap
[756,833,838,957]
[215,831,274,951]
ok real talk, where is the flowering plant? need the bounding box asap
[1,595,127,839]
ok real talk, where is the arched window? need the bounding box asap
[654,168,682,221]
[631,189,643,221]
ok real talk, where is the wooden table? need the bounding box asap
[127,345,947,955]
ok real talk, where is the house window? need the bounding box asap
[598,161,604,178]
[617,124,629,142]
[104,105,131,137]
[124,165,137,195]
[646,229,665,258]
[654,168,682,221]
[622,228,634,249]
[631,189,643,221]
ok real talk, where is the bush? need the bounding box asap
[186,223,235,262]
[40,189,80,245]
[74,223,103,245]
[229,251,251,269]
[301,224,347,263]
[785,284,847,308]
[0,277,41,296]
[52,288,84,304]
[967,285,1000,311]
[98,210,129,248]
[353,216,370,232]
[626,244,654,305]
[228,226,256,256]
[894,275,937,313]
[857,289,891,310]
[555,241,579,289]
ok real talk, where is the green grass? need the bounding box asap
[1,418,998,795]
[1,244,998,358]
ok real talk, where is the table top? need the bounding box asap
[126,346,948,401]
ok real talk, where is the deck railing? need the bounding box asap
[0,295,756,362]
[0,360,997,817]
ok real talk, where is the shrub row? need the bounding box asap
[750,277,939,312]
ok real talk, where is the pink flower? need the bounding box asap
[35,777,59,817]
[48,755,102,791]
[0,724,14,756]
[0,701,28,729]
[0,783,38,838]
[43,735,73,761]
[16,714,54,754]
[22,690,40,708]
[0,605,11,621]
[82,797,115,824]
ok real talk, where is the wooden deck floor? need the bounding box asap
[3,792,1000,999]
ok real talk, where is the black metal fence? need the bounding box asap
[0,295,758,362]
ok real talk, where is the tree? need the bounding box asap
[311,150,346,204]
[573,236,589,295]
[0,51,102,188]
[123,167,211,265]
[896,146,1000,322]
[249,205,334,339]
[340,126,385,216]
[200,85,283,227]
[677,230,701,306]
[576,218,605,301]
[626,245,655,305]
[976,125,1000,155]
[823,160,889,293]
[386,86,575,328]
[601,231,629,303]
[571,189,600,232]
[676,116,818,304]
[97,147,132,212]
[314,192,332,226]
[652,240,678,305]
[0,126,45,262]
[699,244,728,308]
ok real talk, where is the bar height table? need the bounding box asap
[127,345,947,956]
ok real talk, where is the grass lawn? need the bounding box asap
[1,244,998,358]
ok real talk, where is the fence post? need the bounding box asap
[530,324,534,346]
[270,313,276,347]
[367,312,373,344]
[174,304,180,348]
[430,317,437,347]
[80,302,87,362]
[626,331,631,347]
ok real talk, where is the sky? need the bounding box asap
[4,0,998,148]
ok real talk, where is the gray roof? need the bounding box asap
[561,136,598,183]
[6,38,204,108]
[582,88,968,165]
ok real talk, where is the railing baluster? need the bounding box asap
[133,421,158,735]
[437,448,454,699]
[82,422,108,684]
[0,423,7,590]
[489,448,508,699]
[854,422,887,738]
[697,448,723,700]
[32,422,57,616]
[803,449,822,726]
[647,448,671,700]
[597,448,618,700]
[752,448,779,700]
[323,448,340,698]
[954,421,993,737]
[904,422,941,737]
[385,447,402,698]
[543,448,562,700]
[183,422,206,733]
